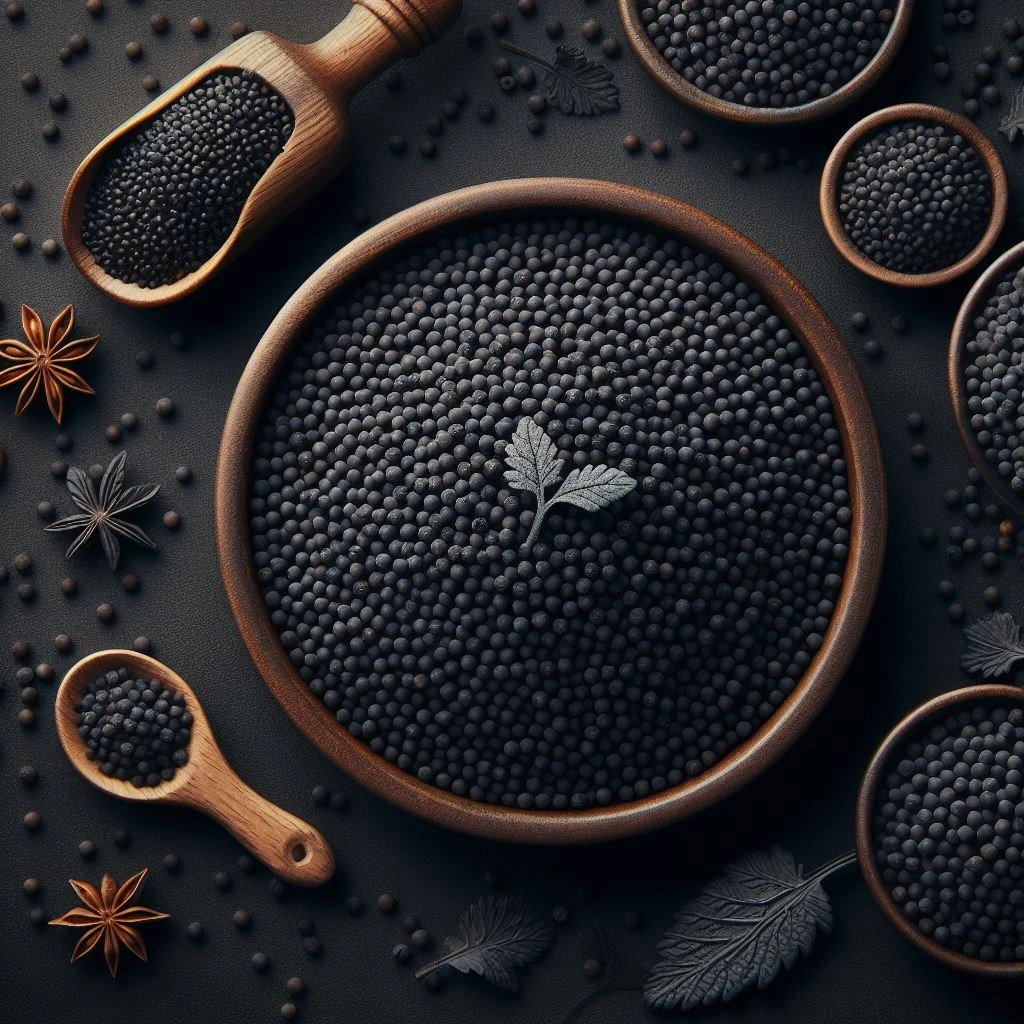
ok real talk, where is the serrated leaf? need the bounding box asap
[500,41,619,116]
[1000,87,1024,143]
[504,416,562,496]
[643,847,832,1012]
[415,895,553,993]
[961,612,1024,678]
[549,463,636,513]
[543,47,620,116]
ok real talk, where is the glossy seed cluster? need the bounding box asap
[82,71,293,289]
[77,667,192,787]
[874,703,1024,962]
[249,216,850,810]
[839,120,992,275]
[639,0,896,109]
[963,265,1024,494]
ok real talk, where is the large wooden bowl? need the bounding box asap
[856,685,1024,977]
[820,103,1009,288]
[948,241,1024,516]
[616,0,914,126]
[215,178,887,844]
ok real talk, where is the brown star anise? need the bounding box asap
[50,869,169,977]
[0,304,98,423]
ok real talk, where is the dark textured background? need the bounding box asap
[1,1,1023,1021]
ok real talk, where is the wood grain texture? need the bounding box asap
[615,0,913,126]
[820,103,1009,288]
[55,650,336,886]
[214,177,888,845]
[61,0,461,309]
[948,241,1024,517]
[856,684,1024,977]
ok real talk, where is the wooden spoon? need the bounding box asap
[56,650,335,887]
[61,0,461,308]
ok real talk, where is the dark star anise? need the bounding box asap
[45,450,159,570]
[50,869,169,977]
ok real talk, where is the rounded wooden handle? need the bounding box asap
[353,0,462,52]
[190,768,336,886]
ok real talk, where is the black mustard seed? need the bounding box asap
[248,215,851,811]
[838,119,992,276]
[81,71,294,289]
[76,666,192,787]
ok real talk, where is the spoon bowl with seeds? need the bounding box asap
[61,0,461,308]
[56,650,335,886]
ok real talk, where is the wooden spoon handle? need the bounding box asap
[189,767,335,886]
[307,0,461,100]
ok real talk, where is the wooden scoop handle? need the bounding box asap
[188,765,335,886]
[306,0,462,100]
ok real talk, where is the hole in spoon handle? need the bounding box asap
[194,770,336,886]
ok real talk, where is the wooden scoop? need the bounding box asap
[56,650,335,887]
[61,0,461,308]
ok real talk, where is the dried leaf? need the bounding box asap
[644,847,833,1011]
[504,416,563,496]
[415,895,553,993]
[961,612,1024,678]
[504,414,636,550]
[549,463,637,513]
[500,41,619,116]
[1000,87,1024,143]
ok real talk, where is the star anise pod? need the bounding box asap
[0,304,98,423]
[45,450,159,570]
[50,869,169,977]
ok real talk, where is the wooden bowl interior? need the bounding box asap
[215,177,887,844]
[947,240,1024,517]
[856,684,1024,977]
[56,649,212,803]
[615,0,914,126]
[819,103,1009,288]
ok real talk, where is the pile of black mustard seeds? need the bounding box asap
[963,264,1024,495]
[638,0,897,110]
[82,71,293,289]
[873,702,1024,962]
[838,119,992,275]
[249,216,851,810]
[78,667,192,787]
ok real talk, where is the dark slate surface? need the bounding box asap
[1,1,1022,1021]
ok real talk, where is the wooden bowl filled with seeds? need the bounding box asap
[820,103,1008,288]
[857,685,1024,976]
[616,0,914,126]
[216,178,886,844]
[949,241,1024,516]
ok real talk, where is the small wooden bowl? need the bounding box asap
[216,177,887,844]
[856,684,1024,977]
[948,241,1024,517]
[616,0,913,126]
[820,103,1009,288]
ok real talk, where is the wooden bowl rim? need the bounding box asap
[215,176,887,844]
[819,103,1009,288]
[855,684,1024,977]
[947,240,1024,517]
[615,0,914,126]
[55,649,212,804]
